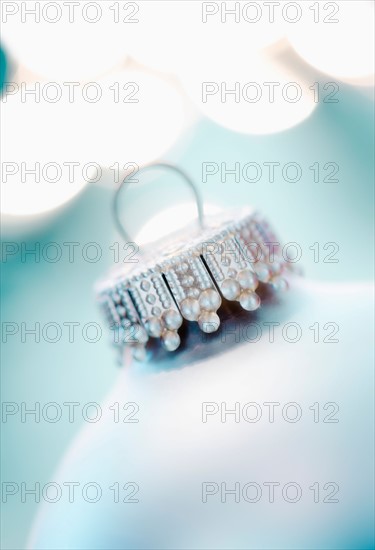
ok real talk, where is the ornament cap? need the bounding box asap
[97,208,296,362]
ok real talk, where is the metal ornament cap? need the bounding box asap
[97,208,296,362]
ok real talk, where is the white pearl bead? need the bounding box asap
[270,261,281,275]
[199,288,222,312]
[221,278,241,301]
[145,317,162,337]
[255,263,271,283]
[180,297,200,321]
[237,269,258,291]
[134,325,148,344]
[239,291,261,311]
[271,277,289,292]
[162,330,180,352]
[198,312,220,333]
[132,344,146,362]
[163,309,183,330]
[122,324,148,344]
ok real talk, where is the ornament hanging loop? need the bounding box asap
[112,162,205,243]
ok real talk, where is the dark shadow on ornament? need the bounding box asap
[134,279,304,374]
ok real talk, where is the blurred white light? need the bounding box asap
[119,2,187,74]
[287,1,374,82]
[1,94,90,217]
[121,1,286,75]
[1,4,127,80]
[1,68,191,219]
[180,48,317,135]
[76,68,191,175]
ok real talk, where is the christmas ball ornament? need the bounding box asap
[96,164,298,363]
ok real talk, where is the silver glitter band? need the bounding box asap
[96,209,296,362]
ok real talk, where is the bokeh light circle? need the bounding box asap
[287,0,374,82]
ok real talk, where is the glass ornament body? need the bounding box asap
[28,280,374,550]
